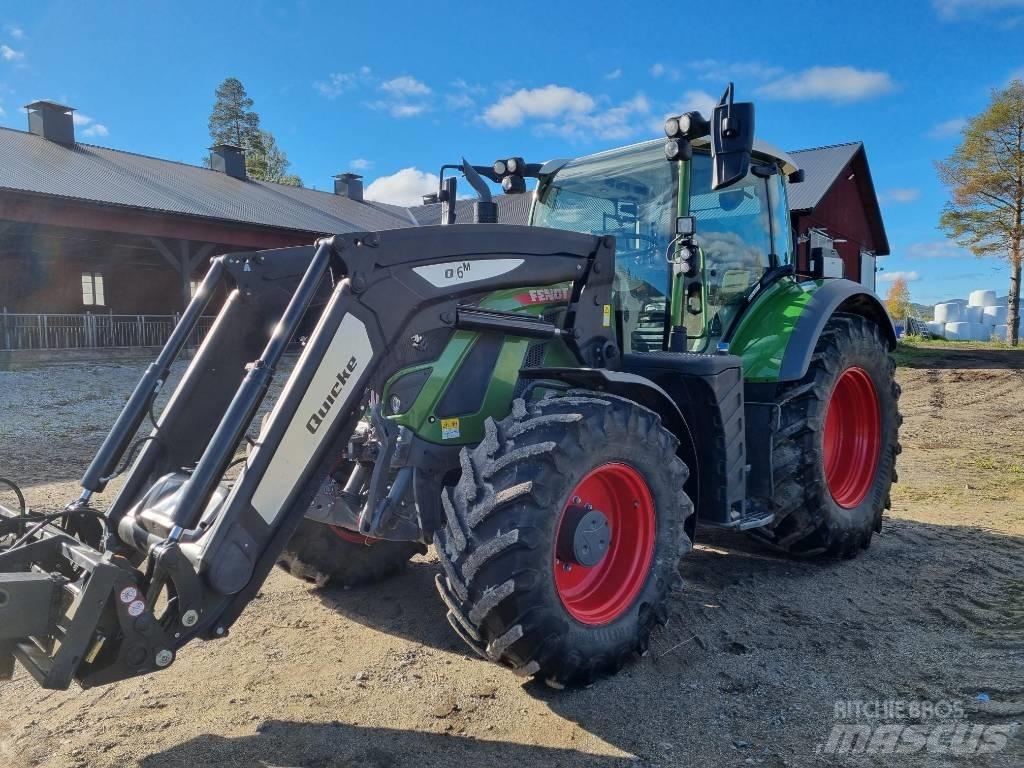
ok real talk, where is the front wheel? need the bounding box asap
[278,519,424,588]
[434,393,692,687]
[748,313,901,557]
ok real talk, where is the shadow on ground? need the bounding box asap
[309,518,1024,766]
[139,720,633,768]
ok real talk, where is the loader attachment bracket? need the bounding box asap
[0,505,175,689]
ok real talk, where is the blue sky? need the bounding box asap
[1,0,1021,304]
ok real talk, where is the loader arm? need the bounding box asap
[0,224,616,690]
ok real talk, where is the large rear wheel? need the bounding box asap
[749,313,901,557]
[434,392,692,687]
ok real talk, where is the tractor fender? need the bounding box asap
[779,280,896,382]
[518,367,700,536]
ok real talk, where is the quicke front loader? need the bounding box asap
[0,85,900,689]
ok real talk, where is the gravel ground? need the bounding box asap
[0,346,1022,768]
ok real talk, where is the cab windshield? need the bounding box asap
[532,142,676,353]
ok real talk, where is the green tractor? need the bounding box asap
[0,85,899,692]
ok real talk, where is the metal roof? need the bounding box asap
[786,142,862,212]
[0,126,416,234]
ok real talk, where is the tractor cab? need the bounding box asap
[531,135,800,355]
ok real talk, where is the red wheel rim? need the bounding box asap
[329,526,376,545]
[554,463,656,626]
[823,367,882,508]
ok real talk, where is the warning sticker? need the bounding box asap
[119,586,138,604]
[602,304,611,327]
[440,418,461,440]
[127,600,146,617]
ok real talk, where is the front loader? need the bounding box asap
[0,84,900,690]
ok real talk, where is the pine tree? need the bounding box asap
[208,77,261,149]
[937,80,1024,346]
[207,78,301,187]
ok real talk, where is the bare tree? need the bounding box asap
[937,80,1024,345]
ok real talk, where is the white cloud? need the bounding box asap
[350,158,373,171]
[4,24,23,39]
[676,89,717,116]
[371,75,433,118]
[314,66,372,99]
[880,187,921,203]
[928,116,968,138]
[481,85,595,128]
[0,44,23,62]
[906,241,971,259]
[390,104,427,117]
[0,104,5,117]
[605,68,622,80]
[446,91,474,109]
[365,167,439,206]
[650,91,717,134]
[650,63,666,78]
[933,0,1024,18]
[757,66,896,103]
[539,94,652,141]
[446,79,483,110]
[878,270,921,283]
[380,76,431,97]
[687,59,784,82]
[72,112,109,138]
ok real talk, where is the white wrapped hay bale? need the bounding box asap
[968,289,997,307]
[944,322,970,340]
[994,324,1008,342]
[964,305,984,323]
[927,321,946,337]
[983,305,1007,324]
[934,303,961,323]
[968,323,992,341]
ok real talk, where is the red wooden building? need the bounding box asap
[788,142,890,288]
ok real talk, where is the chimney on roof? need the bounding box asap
[334,173,363,201]
[25,100,76,144]
[209,143,247,181]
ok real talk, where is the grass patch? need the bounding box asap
[892,338,1023,366]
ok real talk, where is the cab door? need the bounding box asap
[681,152,790,350]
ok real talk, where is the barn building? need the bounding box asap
[0,101,416,319]
[788,142,890,289]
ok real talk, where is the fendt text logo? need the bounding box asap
[305,356,358,434]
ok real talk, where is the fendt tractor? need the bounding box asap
[0,85,900,690]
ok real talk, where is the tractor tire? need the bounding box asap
[748,313,901,558]
[278,519,424,588]
[434,392,692,687]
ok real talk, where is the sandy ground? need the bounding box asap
[0,344,1022,767]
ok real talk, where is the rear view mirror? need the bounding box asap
[710,83,755,190]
